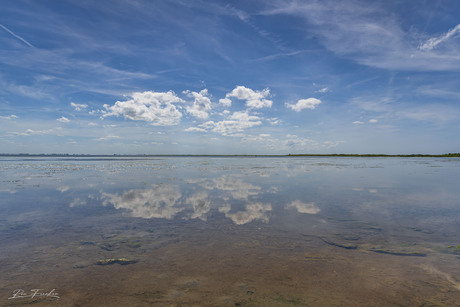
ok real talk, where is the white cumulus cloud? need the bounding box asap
[219,97,232,107]
[184,89,212,119]
[286,98,321,112]
[222,86,272,109]
[102,91,184,126]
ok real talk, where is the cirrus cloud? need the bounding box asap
[419,24,460,51]
[263,0,460,71]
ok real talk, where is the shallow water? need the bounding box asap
[0,156,459,306]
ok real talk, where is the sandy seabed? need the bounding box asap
[1,217,459,307]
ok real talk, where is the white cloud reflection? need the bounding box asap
[201,175,261,200]
[102,185,183,219]
[57,186,70,192]
[185,191,211,221]
[219,202,272,225]
[100,176,315,224]
[70,198,87,207]
[285,200,320,214]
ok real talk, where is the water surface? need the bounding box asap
[1,156,459,306]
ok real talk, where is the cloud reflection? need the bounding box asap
[102,185,183,219]
[100,176,313,225]
[285,200,320,214]
[202,175,261,200]
[219,202,272,225]
[185,191,211,221]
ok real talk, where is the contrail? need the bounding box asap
[0,23,34,47]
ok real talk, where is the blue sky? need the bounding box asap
[1,0,460,154]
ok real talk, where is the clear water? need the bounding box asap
[1,156,459,306]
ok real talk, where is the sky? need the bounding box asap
[1,0,460,155]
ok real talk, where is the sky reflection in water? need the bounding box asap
[2,156,459,236]
[1,157,459,305]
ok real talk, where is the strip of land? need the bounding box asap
[0,153,459,157]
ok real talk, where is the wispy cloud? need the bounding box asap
[283,134,343,152]
[184,127,207,133]
[315,87,329,93]
[97,134,122,141]
[0,23,34,47]
[249,50,304,62]
[351,97,391,113]
[262,0,460,71]
[267,117,281,125]
[0,77,53,100]
[198,111,262,136]
[397,105,459,123]
[0,115,19,120]
[11,129,53,136]
[224,4,288,52]
[419,24,460,51]
[70,102,88,111]
[284,134,317,149]
[57,116,70,123]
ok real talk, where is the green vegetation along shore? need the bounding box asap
[287,153,460,157]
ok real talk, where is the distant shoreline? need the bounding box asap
[1,153,459,158]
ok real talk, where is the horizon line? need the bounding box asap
[1,153,459,157]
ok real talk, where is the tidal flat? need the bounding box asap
[0,156,459,306]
